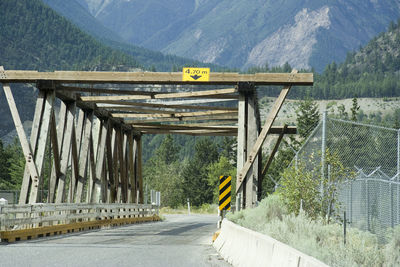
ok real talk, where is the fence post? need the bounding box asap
[320,111,327,197]
[398,129,400,224]
[366,179,370,231]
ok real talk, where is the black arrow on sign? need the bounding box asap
[190,75,202,80]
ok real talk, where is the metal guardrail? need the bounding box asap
[0,203,159,231]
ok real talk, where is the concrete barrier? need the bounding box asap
[213,219,329,267]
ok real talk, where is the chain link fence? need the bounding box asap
[294,114,400,239]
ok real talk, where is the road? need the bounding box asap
[0,214,230,267]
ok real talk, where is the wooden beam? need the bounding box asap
[80,88,238,102]
[132,124,237,131]
[0,70,314,86]
[128,131,136,203]
[124,114,238,124]
[75,111,93,203]
[236,70,299,193]
[112,110,237,118]
[1,79,41,203]
[19,91,45,204]
[132,123,295,134]
[140,129,237,136]
[262,125,287,176]
[95,101,237,111]
[55,102,76,203]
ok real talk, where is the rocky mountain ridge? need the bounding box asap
[73,0,400,71]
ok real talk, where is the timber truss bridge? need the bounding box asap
[0,67,312,242]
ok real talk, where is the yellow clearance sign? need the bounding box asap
[182,68,210,82]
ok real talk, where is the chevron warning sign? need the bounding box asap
[219,175,231,211]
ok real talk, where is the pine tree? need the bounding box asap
[296,98,320,139]
[351,97,360,121]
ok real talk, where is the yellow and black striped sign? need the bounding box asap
[219,175,231,211]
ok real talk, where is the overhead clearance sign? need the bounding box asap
[182,68,210,82]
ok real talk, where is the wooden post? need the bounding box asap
[236,87,247,209]
[246,88,258,208]
[128,132,136,203]
[92,119,108,203]
[2,78,53,204]
[237,70,298,194]
[137,135,143,204]
[55,102,76,203]
[18,91,45,204]
[75,111,93,203]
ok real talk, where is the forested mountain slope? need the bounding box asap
[74,0,400,71]
[42,0,224,71]
[0,0,142,137]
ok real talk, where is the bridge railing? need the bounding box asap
[0,203,159,231]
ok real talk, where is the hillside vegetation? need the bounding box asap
[42,0,226,72]
[76,0,400,71]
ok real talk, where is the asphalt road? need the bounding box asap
[0,214,230,267]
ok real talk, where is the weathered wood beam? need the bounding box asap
[95,101,237,111]
[128,131,136,203]
[75,111,93,203]
[262,125,287,176]
[132,123,295,134]
[140,129,237,136]
[124,114,238,124]
[236,70,299,193]
[2,78,43,204]
[99,105,237,114]
[112,110,237,118]
[0,70,313,86]
[80,88,238,101]
[132,124,237,131]
[55,102,76,203]
[18,91,45,204]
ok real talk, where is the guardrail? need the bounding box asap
[0,203,160,242]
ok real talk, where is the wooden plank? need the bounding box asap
[105,124,116,202]
[80,88,237,102]
[124,114,238,124]
[75,111,93,203]
[96,101,238,111]
[56,102,76,203]
[29,91,54,203]
[19,91,45,204]
[121,132,128,203]
[1,78,40,203]
[1,70,313,86]
[131,123,295,134]
[261,125,287,176]
[245,91,258,208]
[112,110,237,118]
[48,108,63,203]
[139,129,237,136]
[132,124,237,131]
[91,119,108,203]
[236,93,247,203]
[236,70,298,193]
[69,123,79,203]
[101,105,237,115]
[136,136,143,203]
[128,132,136,203]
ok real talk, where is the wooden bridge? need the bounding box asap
[0,67,312,211]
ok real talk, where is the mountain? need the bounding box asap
[0,0,143,138]
[73,0,400,71]
[309,19,400,99]
[42,0,226,72]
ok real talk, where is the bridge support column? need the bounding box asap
[236,83,261,209]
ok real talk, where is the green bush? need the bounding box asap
[228,195,387,267]
[384,225,400,266]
